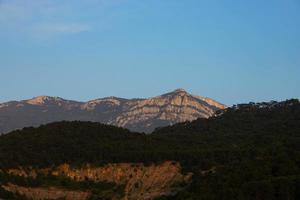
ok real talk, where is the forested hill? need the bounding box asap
[153,99,300,135]
[0,99,299,199]
[0,99,299,168]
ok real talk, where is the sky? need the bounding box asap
[0,0,299,105]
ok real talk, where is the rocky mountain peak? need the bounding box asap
[0,89,226,133]
[26,96,62,105]
[173,88,188,93]
[165,88,189,96]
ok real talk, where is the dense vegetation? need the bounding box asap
[0,99,299,199]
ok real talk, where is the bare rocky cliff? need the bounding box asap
[2,184,90,200]
[0,89,225,133]
[3,161,192,200]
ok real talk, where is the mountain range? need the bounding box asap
[0,89,225,133]
[0,99,299,200]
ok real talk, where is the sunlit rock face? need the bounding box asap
[2,184,90,200]
[4,161,192,200]
[114,89,226,132]
[0,89,225,133]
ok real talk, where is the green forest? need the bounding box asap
[0,99,299,200]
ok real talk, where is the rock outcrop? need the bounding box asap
[4,161,192,200]
[0,89,225,133]
[2,184,90,200]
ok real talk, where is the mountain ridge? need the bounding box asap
[0,89,225,133]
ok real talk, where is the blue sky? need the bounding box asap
[0,0,299,105]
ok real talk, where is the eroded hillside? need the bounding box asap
[1,162,192,200]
